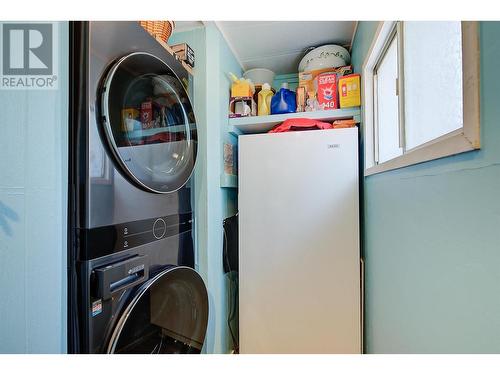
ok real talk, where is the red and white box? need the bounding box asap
[316,73,338,110]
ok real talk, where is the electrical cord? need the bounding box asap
[223,221,239,353]
[223,225,238,352]
[228,272,238,352]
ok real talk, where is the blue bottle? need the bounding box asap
[271,82,296,115]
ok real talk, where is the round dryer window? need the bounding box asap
[107,266,209,354]
[100,52,197,193]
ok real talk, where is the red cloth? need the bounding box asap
[268,118,333,133]
[145,131,185,144]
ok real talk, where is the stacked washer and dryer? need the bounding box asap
[68,21,208,354]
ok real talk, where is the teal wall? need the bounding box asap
[170,23,241,354]
[352,21,500,353]
[273,73,299,92]
[0,22,68,353]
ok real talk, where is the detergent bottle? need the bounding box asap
[271,82,296,115]
[257,83,274,116]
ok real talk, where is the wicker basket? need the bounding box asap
[139,21,175,43]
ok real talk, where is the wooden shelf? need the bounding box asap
[220,174,238,188]
[155,37,194,76]
[228,107,361,136]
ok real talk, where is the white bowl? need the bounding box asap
[298,44,351,72]
[243,68,275,85]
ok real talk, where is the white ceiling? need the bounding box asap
[215,21,357,74]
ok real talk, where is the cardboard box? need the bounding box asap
[140,100,161,129]
[296,86,306,113]
[299,67,333,95]
[231,80,254,97]
[316,73,338,109]
[338,74,361,108]
[223,143,238,175]
[121,108,140,132]
[171,43,195,68]
[229,96,256,118]
[298,66,352,93]
[298,65,352,112]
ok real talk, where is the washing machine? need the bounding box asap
[68,21,208,353]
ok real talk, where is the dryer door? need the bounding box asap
[106,266,208,354]
[100,52,197,193]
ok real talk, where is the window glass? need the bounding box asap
[376,36,403,163]
[403,21,463,150]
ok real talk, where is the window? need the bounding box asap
[363,21,480,175]
[374,31,402,163]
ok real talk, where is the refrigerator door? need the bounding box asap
[238,128,360,354]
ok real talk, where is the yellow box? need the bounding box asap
[338,74,361,108]
[231,81,253,97]
[121,108,140,132]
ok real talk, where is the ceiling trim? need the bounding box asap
[213,21,246,72]
[349,21,359,53]
[239,48,311,62]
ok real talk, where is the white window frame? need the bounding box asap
[362,21,480,176]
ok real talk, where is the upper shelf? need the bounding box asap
[228,107,361,136]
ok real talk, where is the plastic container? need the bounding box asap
[257,83,274,116]
[229,72,255,97]
[271,83,296,115]
[243,68,275,86]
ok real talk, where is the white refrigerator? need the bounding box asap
[238,128,361,354]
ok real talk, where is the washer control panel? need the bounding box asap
[80,212,193,260]
[116,214,191,251]
[152,218,167,239]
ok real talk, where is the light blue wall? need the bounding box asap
[273,73,299,92]
[170,23,241,354]
[0,21,68,353]
[169,26,208,284]
[352,21,500,353]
